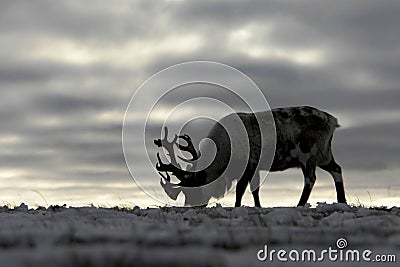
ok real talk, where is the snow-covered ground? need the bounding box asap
[0,203,399,267]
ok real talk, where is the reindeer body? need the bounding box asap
[156,106,346,207]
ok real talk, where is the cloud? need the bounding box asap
[0,0,399,206]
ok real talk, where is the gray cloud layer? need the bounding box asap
[0,0,399,206]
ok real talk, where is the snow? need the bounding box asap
[0,203,399,266]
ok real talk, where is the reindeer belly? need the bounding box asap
[269,148,301,171]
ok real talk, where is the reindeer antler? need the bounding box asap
[154,127,200,181]
[177,134,200,162]
[156,152,187,176]
[154,127,180,167]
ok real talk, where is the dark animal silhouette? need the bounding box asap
[155,106,347,207]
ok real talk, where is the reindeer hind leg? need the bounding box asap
[297,162,316,207]
[319,159,347,204]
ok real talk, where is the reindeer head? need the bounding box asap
[154,127,203,195]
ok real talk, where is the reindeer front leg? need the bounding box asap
[235,161,260,207]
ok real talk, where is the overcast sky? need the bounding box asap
[1,0,399,207]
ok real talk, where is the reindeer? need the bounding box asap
[155,106,347,207]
